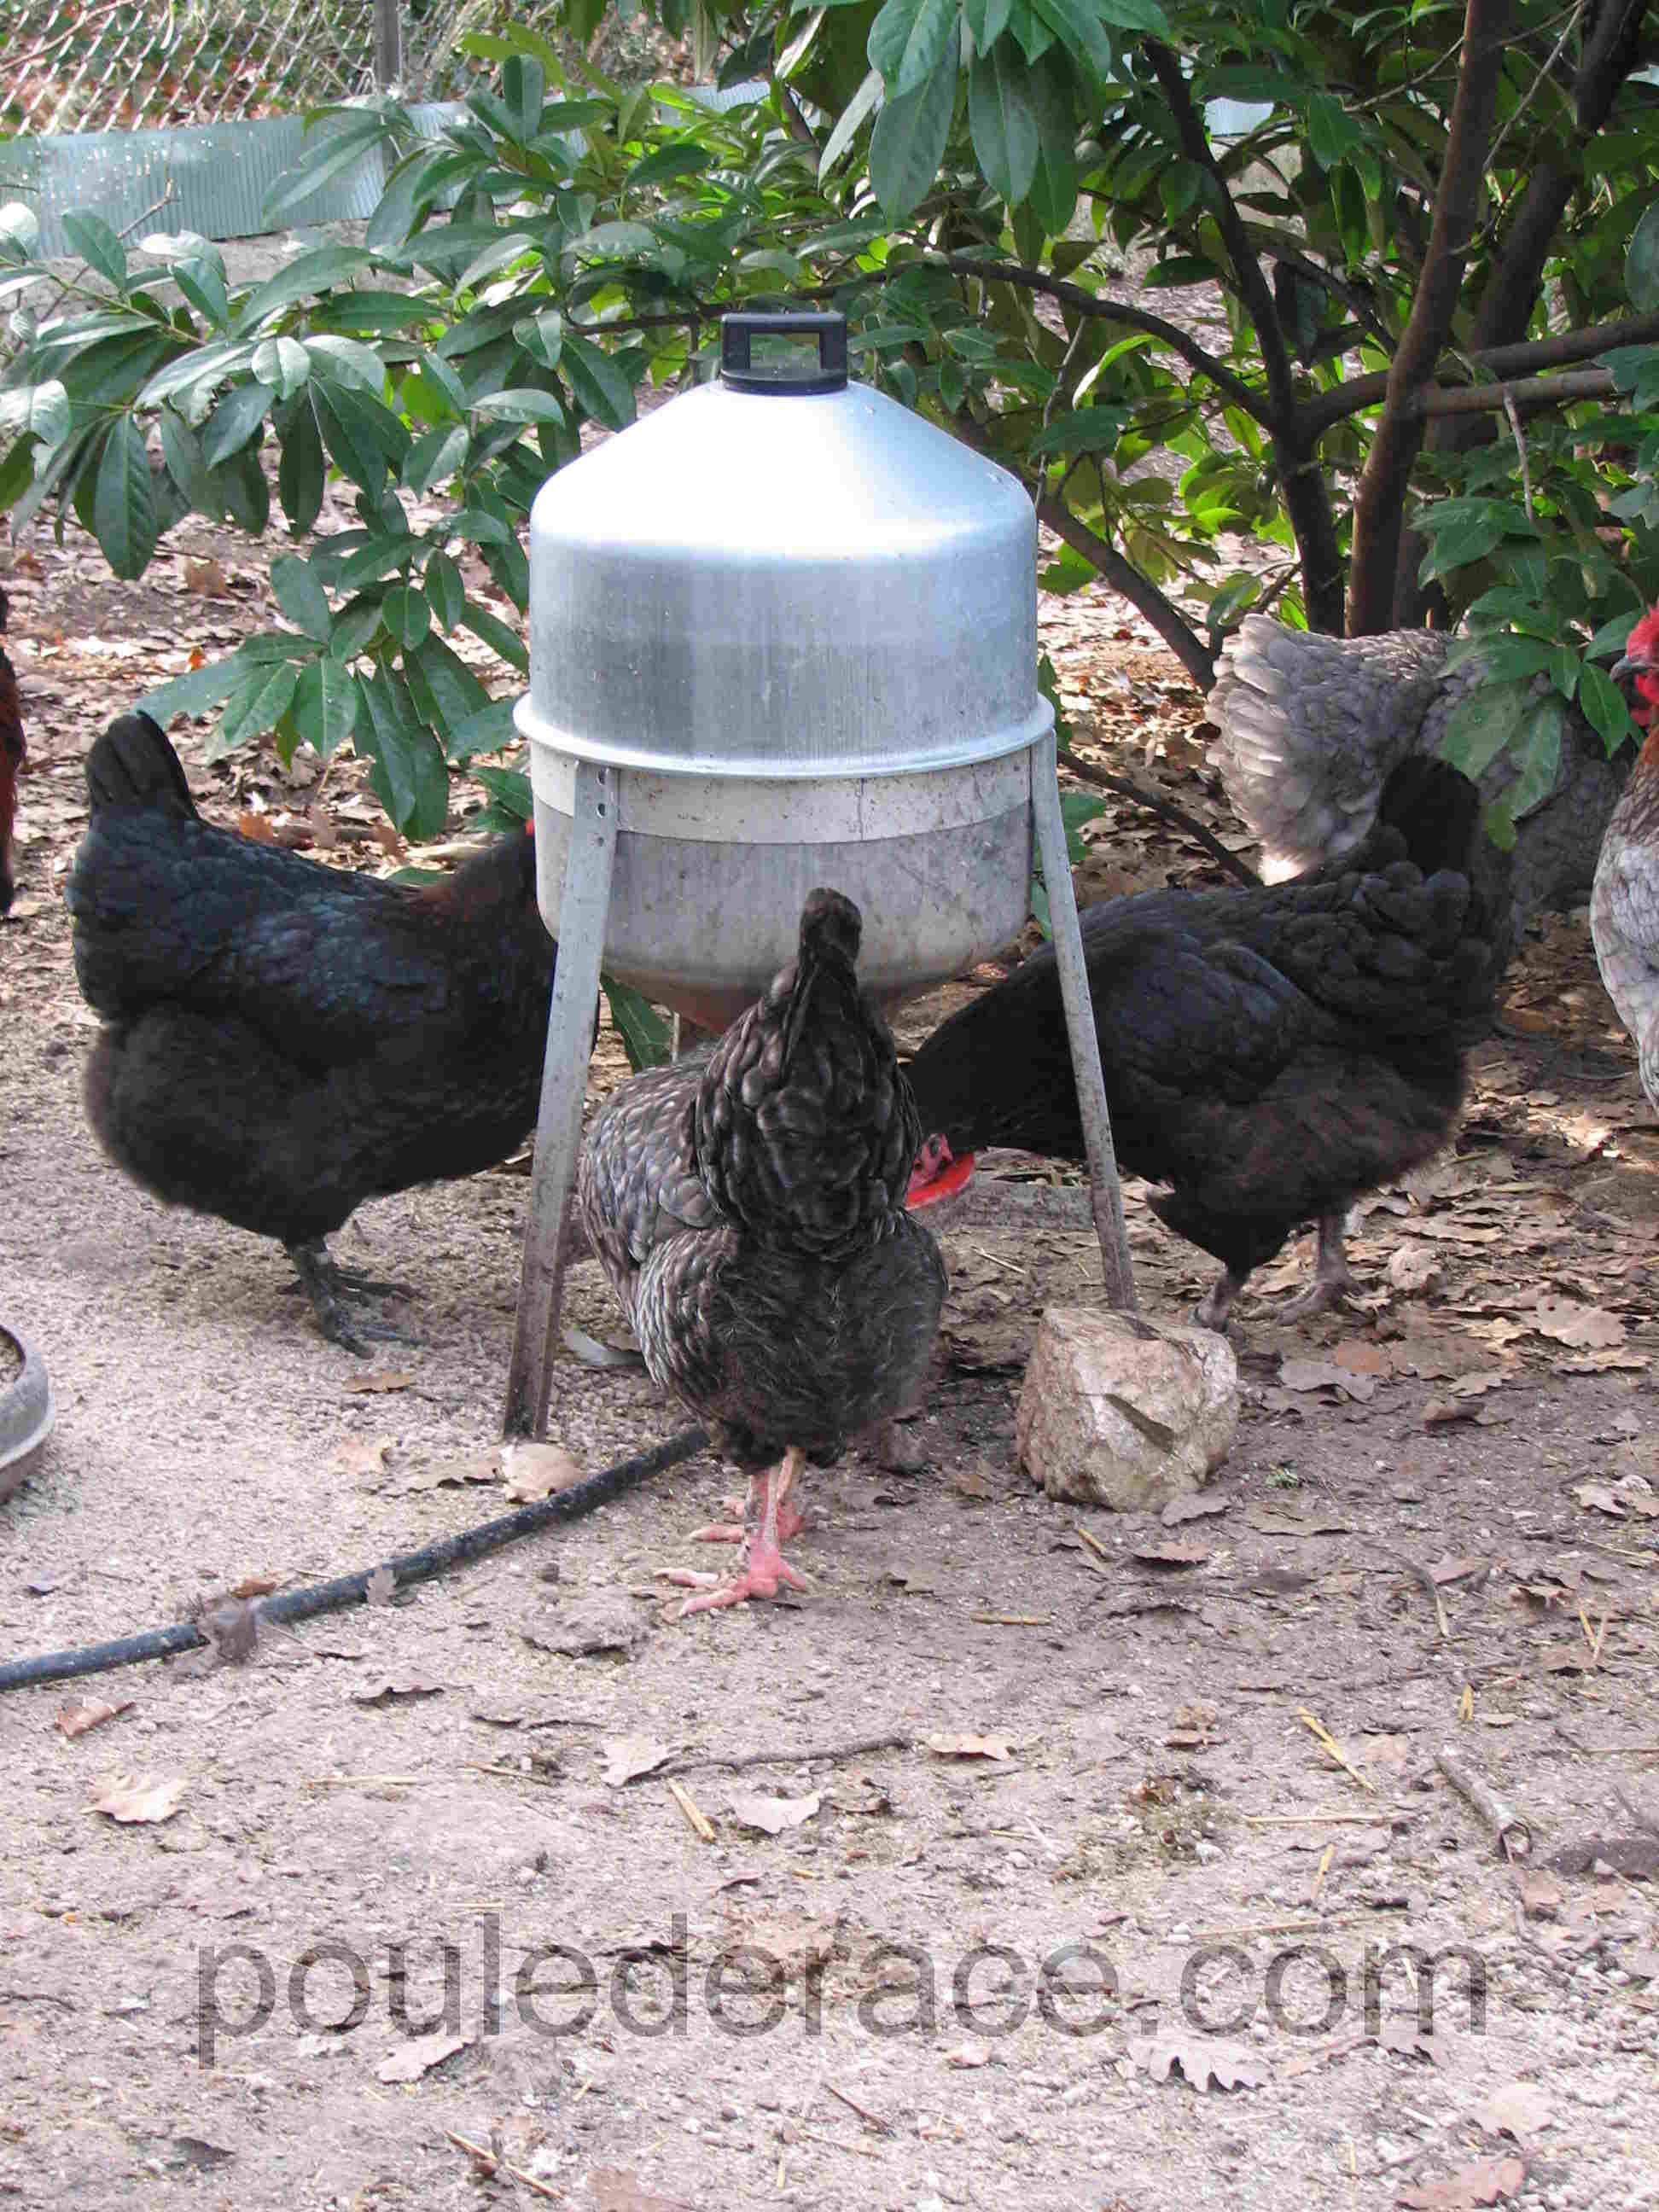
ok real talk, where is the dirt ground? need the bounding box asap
[2,471,1657,2212]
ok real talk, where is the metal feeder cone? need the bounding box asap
[504,312,1133,1439]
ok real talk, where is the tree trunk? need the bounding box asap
[1348,0,1513,636]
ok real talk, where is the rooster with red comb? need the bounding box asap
[1590,602,1659,1107]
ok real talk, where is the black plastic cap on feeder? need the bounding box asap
[719,311,848,394]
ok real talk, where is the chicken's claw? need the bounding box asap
[286,1238,416,1357]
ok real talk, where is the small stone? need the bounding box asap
[1016,1307,1237,1509]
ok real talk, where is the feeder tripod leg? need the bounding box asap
[504,761,619,1439]
[1029,734,1138,1312]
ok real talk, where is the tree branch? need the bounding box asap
[1301,311,1659,434]
[1058,748,1259,885]
[1038,494,1215,690]
[926,253,1266,418]
[1145,41,1345,634]
[1348,0,1514,633]
[1411,366,1615,414]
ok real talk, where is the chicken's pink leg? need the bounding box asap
[665,1447,812,1614]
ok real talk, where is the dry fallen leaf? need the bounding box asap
[602,1736,674,1787]
[350,1678,443,1707]
[591,2169,692,2212]
[1132,1538,1210,1568]
[1532,1297,1625,1350]
[945,2038,992,2069]
[88,1773,184,1825]
[374,2030,470,2083]
[1161,1493,1230,1528]
[502,1441,585,1502]
[56,1697,133,1740]
[1573,1481,1627,1518]
[365,1566,397,1608]
[1470,2081,1553,2139]
[727,1790,821,1835]
[926,1733,1012,1763]
[1278,1358,1376,1402]
[1516,1871,1562,1920]
[405,1448,499,1492]
[1397,2154,1527,2209]
[1333,1340,1396,1377]
[335,1436,393,1487]
[1388,1245,1444,1295]
[1132,2033,1268,2092]
[341,1370,416,1396]
[182,555,230,596]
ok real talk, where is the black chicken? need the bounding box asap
[1,587,24,916]
[906,761,1498,1328]
[579,888,946,1615]
[67,712,559,1352]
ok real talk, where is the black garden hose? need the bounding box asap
[0,1423,708,1696]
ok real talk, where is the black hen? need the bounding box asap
[906,761,1498,1328]
[579,888,946,1615]
[67,712,558,1352]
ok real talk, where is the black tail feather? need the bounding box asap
[85,713,197,821]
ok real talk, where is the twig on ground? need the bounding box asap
[1436,1745,1534,1859]
[665,1731,911,1777]
[1057,746,1259,887]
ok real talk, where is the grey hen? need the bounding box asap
[579,888,946,1616]
[1208,614,1629,962]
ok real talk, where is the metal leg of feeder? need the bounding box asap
[504,761,619,1439]
[1029,733,1138,1313]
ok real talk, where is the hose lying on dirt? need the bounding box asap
[0,1423,709,1696]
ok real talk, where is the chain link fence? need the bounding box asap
[0,0,521,137]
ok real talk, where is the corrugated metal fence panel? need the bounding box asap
[0,102,463,260]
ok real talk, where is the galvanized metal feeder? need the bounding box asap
[504,312,1134,1438]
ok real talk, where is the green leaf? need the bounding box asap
[311,380,391,498]
[1307,91,1361,170]
[381,585,431,651]
[302,334,387,394]
[870,19,960,220]
[236,244,375,332]
[818,66,883,183]
[425,550,466,632]
[603,977,673,1072]
[138,649,255,725]
[1029,0,1113,86]
[214,444,271,536]
[406,630,489,735]
[1439,680,1532,783]
[964,0,1013,48]
[200,381,273,472]
[91,416,160,580]
[473,387,568,425]
[448,696,519,761]
[277,399,325,533]
[215,660,301,756]
[514,307,566,373]
[1627,201,1659,313]
[404,422,469,494]
[157,407,214,515]
[459,596,530,674]
[1577,661,1634,753]
[1023,49,1076,237]
[287,655,360,759]
[868,0,958,98]
[970,43,1040,208]
[270,551,335,643]
[261,127,387,228]
[252,335,311,399]
[62,211,128,290]
[559,335,636,430]
[0,379,70,449]
[355,665,451,840]
[626,143,713,189]
[501,53,546,142]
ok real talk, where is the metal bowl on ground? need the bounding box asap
[0,1321,54,1502]
[516,312,1048,1027]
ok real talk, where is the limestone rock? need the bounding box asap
[1016,1307,1237,1511]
